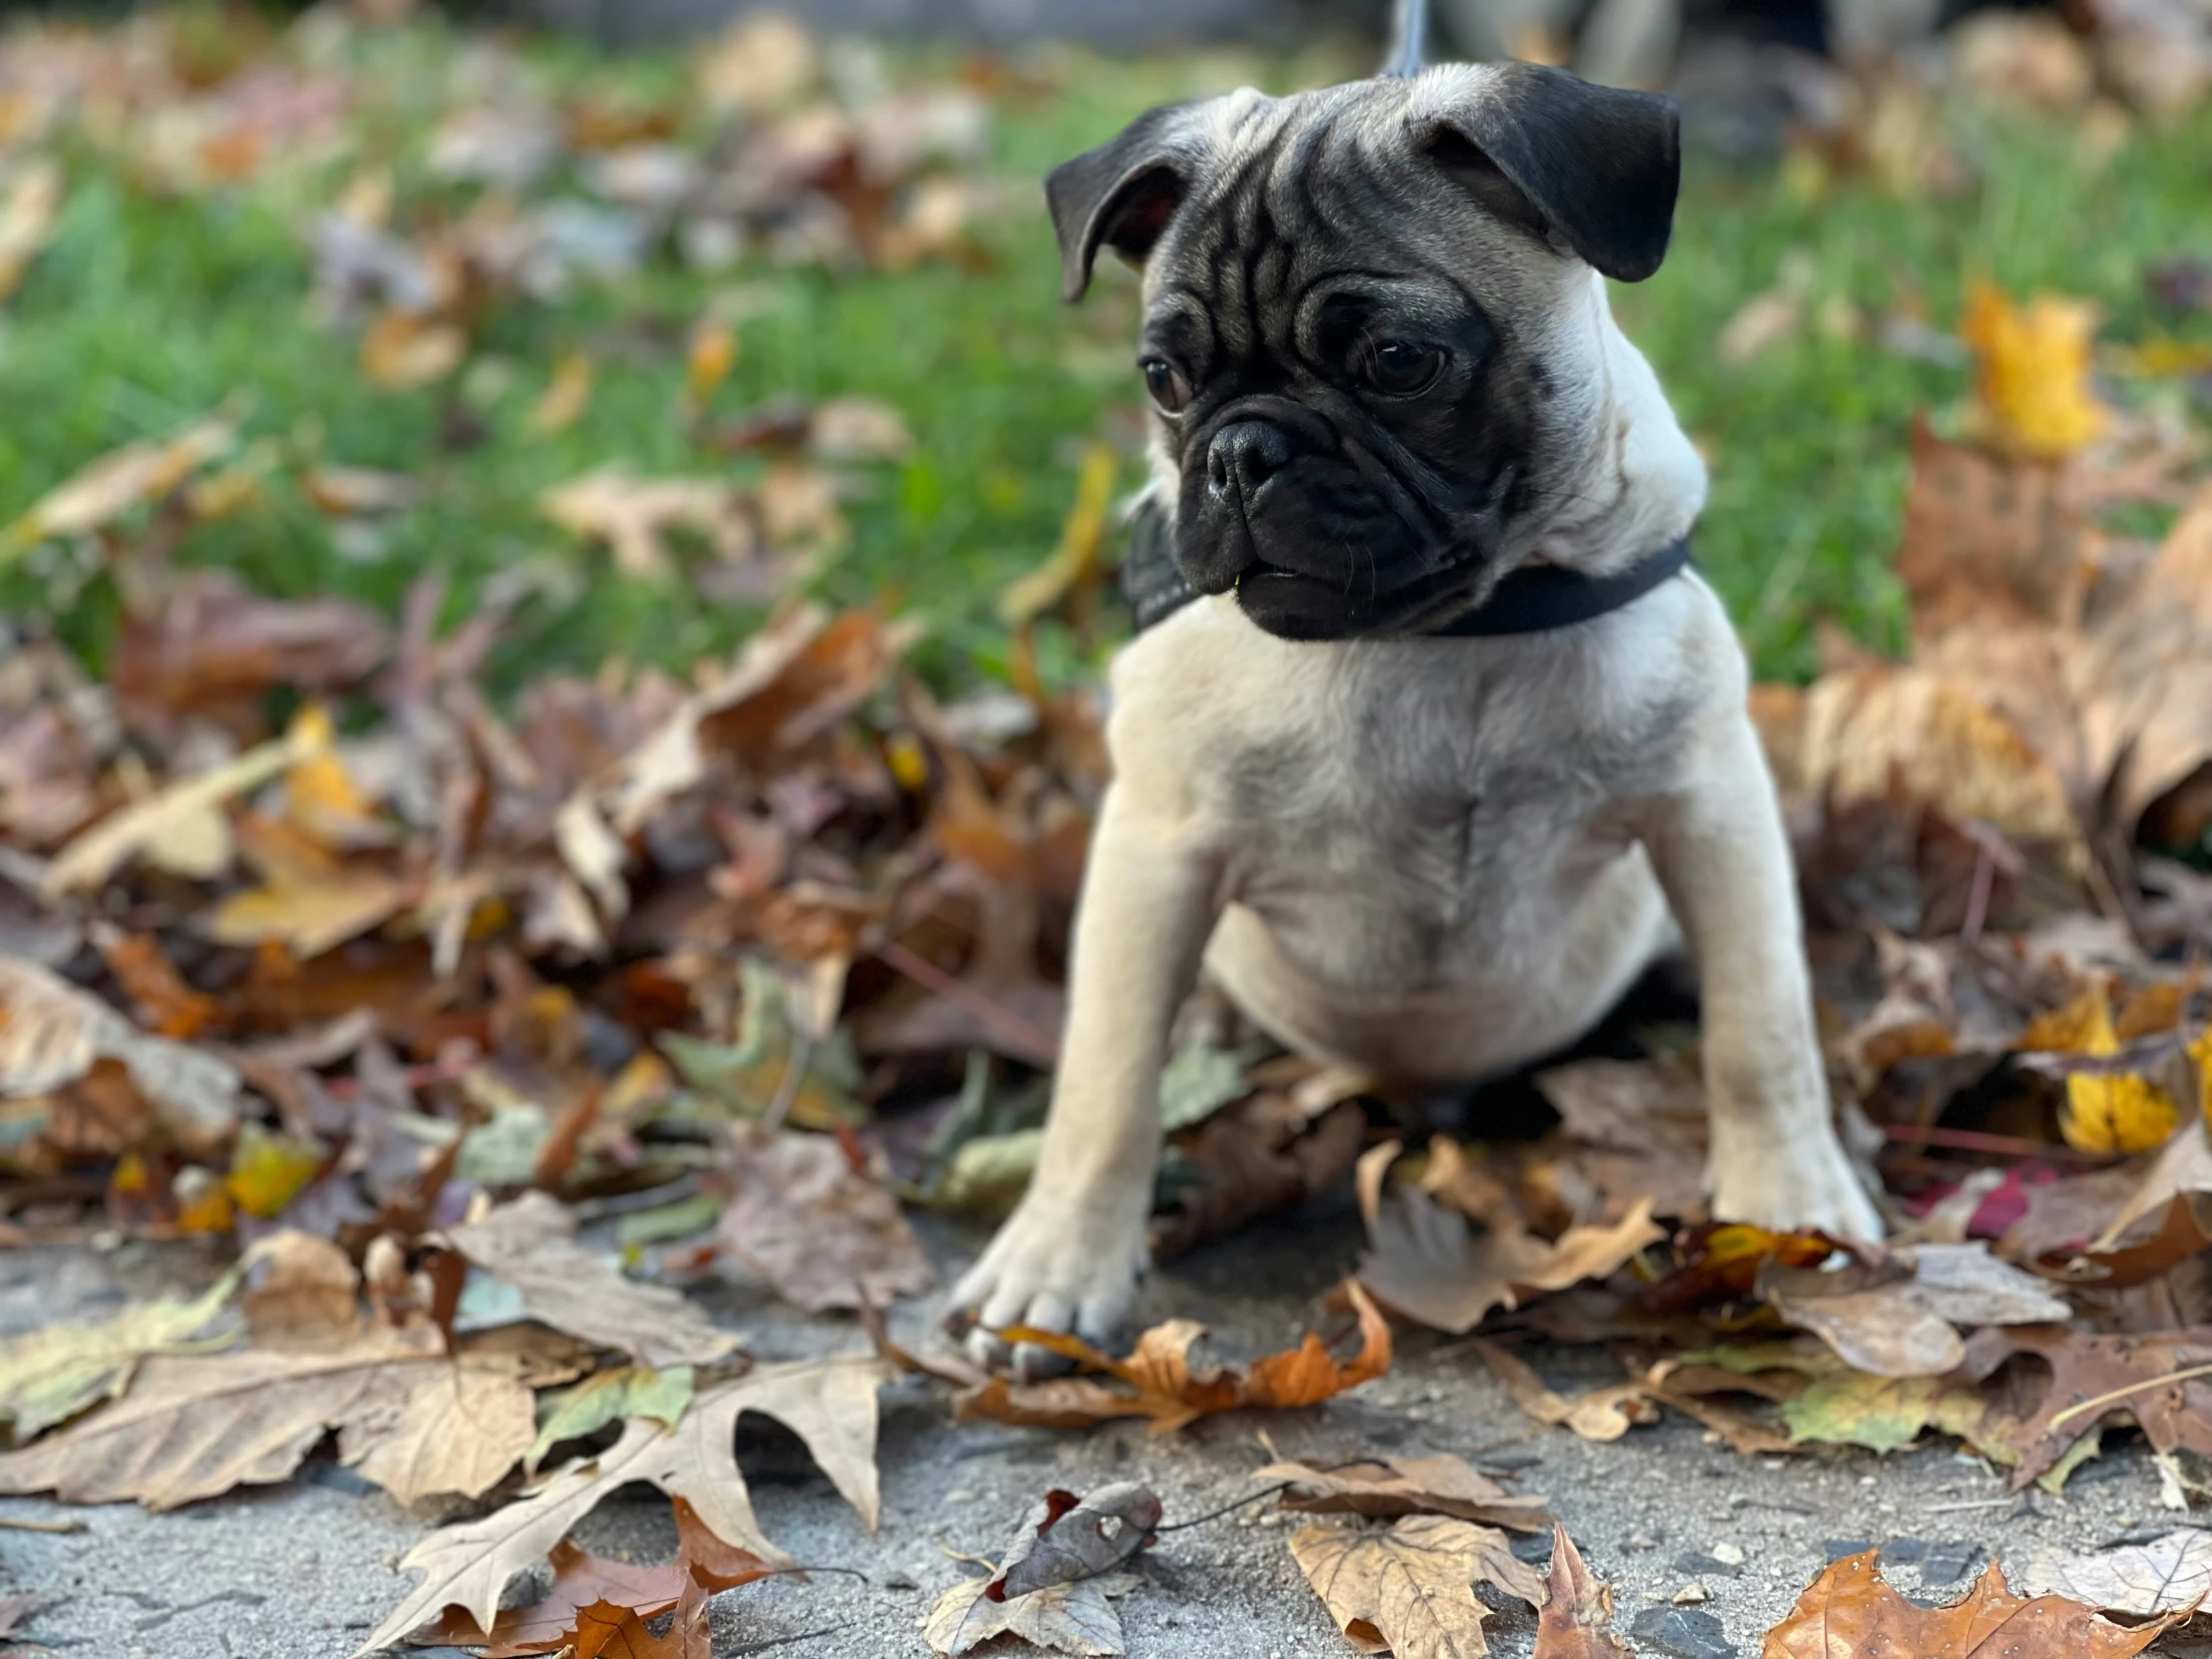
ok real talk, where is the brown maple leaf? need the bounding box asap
[1764,1549,2187,1657]
[1534,1525,1631,1658]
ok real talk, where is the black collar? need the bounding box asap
[1120,495,1693,639]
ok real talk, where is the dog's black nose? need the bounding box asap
[1206,421,1292,515]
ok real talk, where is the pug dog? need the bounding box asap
[947,2,1883,1376]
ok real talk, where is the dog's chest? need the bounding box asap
[1112,600,1704,985]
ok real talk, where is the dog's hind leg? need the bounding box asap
[945,785,1223,1378]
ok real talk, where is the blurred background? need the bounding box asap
[0,0,2206,699]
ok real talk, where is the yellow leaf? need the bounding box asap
[281,703,380,846]
[360,310,466,389]
[175,1169,235,1235]
[686,320,737,409]
[2025,985,2182,1155]
[1960,280,2107,459]
[228,1124,325,1220]
[997,445,1117,628]
[529,351,595,434]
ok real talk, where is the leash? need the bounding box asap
[1118,494,1694,639]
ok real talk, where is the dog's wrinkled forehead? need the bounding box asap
[1046,63,1680,316]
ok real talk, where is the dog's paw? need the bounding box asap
[1707,1130,1884,1243]
[944,1194,1149,1381]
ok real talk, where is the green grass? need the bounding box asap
[1,19,2207,692]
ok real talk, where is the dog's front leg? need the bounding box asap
[947,785,1222,1377]
[1646,707,1884,1242]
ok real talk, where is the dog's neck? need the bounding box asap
[1510,271,1709,580]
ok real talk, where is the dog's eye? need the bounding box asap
[1365,340,1444,395]
[1140,357,1192,414]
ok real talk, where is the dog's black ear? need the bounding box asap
[1422,63,1680,282]
[1046,103,1195,302]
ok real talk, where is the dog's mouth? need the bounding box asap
[1231,554,1495,642]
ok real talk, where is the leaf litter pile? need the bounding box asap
[6,8,2212,1659]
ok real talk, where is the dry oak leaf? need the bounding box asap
[0,1327,538,1509]
[1254,1453,1551,1533]
[445,1191,741,1370]
[1355,1141,1664,1334]
[1468,1341,1659,1444]
[983,1281,1391,1434]
[0,954,244,1148]
[1291,1514,1547,1658]
[1957,1324,2212,1490]
[717,1124,933,1312]
[925,1571,1139,1657]
[355,1355,890,1655]
[2017,1529,2212,1618]
[108,573,389,742]
[4,406,240,552]
[37,723,310,897]
[1534,1524,1632,1659]
[1759,1243,2068,1380]
[0,1272,237,1443]
[1762,1549,2184,1658]
[606,606,916,834]
[430,1501,773,1659]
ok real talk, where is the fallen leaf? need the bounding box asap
[431,1538,689,1658]
[2017,1529,2212,1617]
[530,351,596,434]
[980,1282,1391,1434]
[925,1571,1139,1657]
[0,159,63,302]
[430,1498,774,1656]
[1254,1452,1551,1532]
[1958,1325,2212,1490]
[109,574,390,743]
[360,308,466,388]
[988,1483,1161,1601]
[999,444,1115,628]
[0,1326,539,1509]
[241,1232,363,1348]
[1961,279,2107,459]
[1534,1525,1631,1659]
[1468,1341,1660,1443]
[5,407,240,553]
[684,317,736,409]
[356,1355,888,1653]
[1764,1549,2184,1658]
[1534,1059,1710,1225]
[716,1125,932,1311]
[2024,984,2184,1155]
[38,733,301,898]
[1290,1514,1546,1658]
[1760,1243,2069,1380]
[446,1191,742,1369]
[1356,1142,1663,1334]
[0,954,244,1148]
[541,469,749,583]
[226,1123,327,1220]
[0,1273,237,1443]
[808,395,912,461]
[529,1365,694,1472]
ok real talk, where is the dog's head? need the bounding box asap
[1048,64,1683,640]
